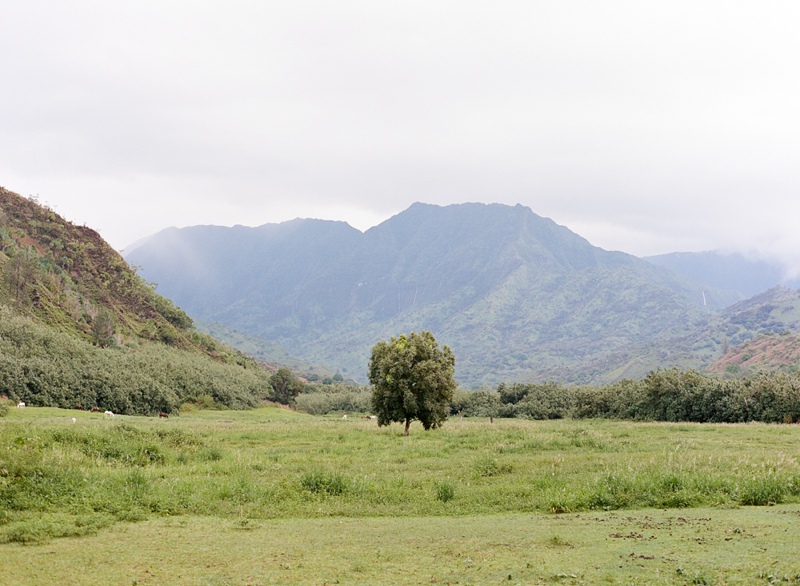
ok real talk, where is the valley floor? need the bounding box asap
[5,506,800,585]
[3,408,800,584]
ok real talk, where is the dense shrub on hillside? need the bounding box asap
[0,306,271,414]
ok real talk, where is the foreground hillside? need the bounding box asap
[128,202,742,386]
[0,186,272,413]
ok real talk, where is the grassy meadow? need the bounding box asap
[3,406,800,584]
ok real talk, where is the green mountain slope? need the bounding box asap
[0,186,272,413]
[127,202,743,387]
[605,286,800,380]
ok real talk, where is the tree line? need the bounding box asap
[453,368,800,424]
[296,367,800,425]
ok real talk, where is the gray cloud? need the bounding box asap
[1,1,799,271]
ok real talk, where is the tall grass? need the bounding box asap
[2,408,800,543]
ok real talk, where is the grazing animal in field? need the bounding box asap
[17,402,25,408]
[91,407,101,413]
[342,414,348,419]
[369,415,377,420]
[71,417,77,424]
[159,412,169,419]
[104,410,114,418]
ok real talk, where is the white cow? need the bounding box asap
[104,410,114,418]
[17,402,25,408]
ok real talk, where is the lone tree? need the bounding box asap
[368,331,457,436]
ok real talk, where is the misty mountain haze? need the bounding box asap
[644,251,800,298]
[125,202,785,387]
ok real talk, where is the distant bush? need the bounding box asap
[294,384,371,415]
[494,382,577,419]
[572,379,645,420]
[450,389,500,417]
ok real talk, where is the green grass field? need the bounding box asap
[3,407,800,584]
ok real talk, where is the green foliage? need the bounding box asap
[269,368,303,405]
[737,475,787,506]
[90,307,116,348]
[293,383,371,415]
[497,382,576,419]
[147,289,193,330]
[435,481,455,503]
[473,456,512,477]
[300,471,351,496]
[571,379,645,420]
[369,331,457,435]
[451,389,500,417]
[482,368,800,425]
[2,246,39,305]
[0,188,277,415]
[0,305,270,414]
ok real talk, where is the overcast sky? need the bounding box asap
[2,2,799,271]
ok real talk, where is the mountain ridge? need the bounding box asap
[127,202,749,387]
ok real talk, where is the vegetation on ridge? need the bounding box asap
[0,187,274,413]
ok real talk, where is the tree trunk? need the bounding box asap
[404,418,410,436]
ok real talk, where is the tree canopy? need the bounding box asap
[368,331,457,435]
